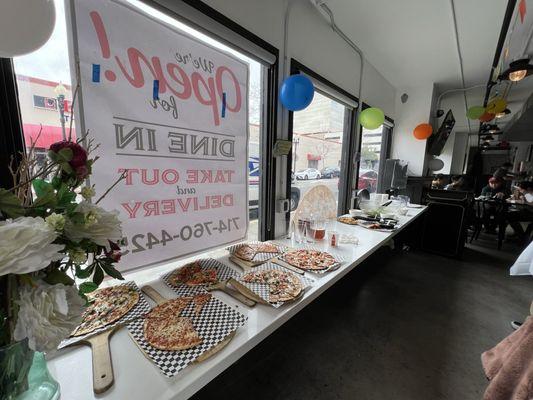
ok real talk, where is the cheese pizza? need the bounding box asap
[242,269,303,302]
[283,249,337,271]
[143,297,202,351]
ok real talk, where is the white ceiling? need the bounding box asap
[325,0,507,90]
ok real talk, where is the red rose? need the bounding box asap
[49,140,87,169]
[106,241,122,262]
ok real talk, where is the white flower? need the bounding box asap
[68,248,87,264]
[0,217,65,277]
[80,186,96,200]
[64,201,122,248]
[14,282,85,352]
[45,213,65,232]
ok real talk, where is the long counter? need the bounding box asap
[48,207,426,399]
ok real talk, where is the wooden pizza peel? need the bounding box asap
[77,324,122,394]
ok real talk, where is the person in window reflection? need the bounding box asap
[431,174,446,189]
[481,177,509,200]
[507,181,533,241]
[444,175,465,191]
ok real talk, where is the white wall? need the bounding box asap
[390,84,435,176]
[201,0,397,116]
[450,132,469,174]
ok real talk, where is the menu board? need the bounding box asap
[68,0,249,271]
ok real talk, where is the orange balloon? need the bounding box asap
[413,123,433,140]
[479,112,495,122]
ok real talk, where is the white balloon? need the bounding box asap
[428,158,445,171]
[0,0,56,58]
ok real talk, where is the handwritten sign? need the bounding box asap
[69,0,249,271]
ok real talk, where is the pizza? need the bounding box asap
[233,242,280,261]
[242,269,303,303]
[192,293,212,316]
[143,297,202,351]
[169,261,218,286]
[71,285,139,337]
[283,249,337,271]
[233,245,256,261]
[338,216,357,225]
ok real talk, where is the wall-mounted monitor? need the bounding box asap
[427,110,455,156]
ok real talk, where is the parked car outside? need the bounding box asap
[295,168,321,180]
[358,169,378,191]
[321,166,340,179]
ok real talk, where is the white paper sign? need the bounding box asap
[69,0,249,271]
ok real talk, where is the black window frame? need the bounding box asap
[356,103,394,195]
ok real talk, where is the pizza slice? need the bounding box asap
[254,242,280,254]
[192,293,212,316]
[146,297,192,320]
[169,262,218,286]
[144,316,202,351]
[233,245,257,261]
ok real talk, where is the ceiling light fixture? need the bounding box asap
[499,58,533,82]
[495,108,511,118]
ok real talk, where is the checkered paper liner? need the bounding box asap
[236,262,315,308]
[162,258,238,296]
[226,241,289,263]
[58,281,151,349]
[277,244,345,274]
[127,295,247,377]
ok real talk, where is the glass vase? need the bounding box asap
[0,340,60,400]
[0,339,34,400]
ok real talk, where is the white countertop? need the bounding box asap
[48,206,426,399]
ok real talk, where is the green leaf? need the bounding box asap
[31,191,57,209]
[57,147,73,162]
[57,184,76,207]
[32,179,54,198]
[43,269,74,286]
[51,176,62,189]
[92,266,104,285]
[79,281,98,294]
[0,189,24,218]
[101,263,124,280]
[60,162,73,174]
[75,265,94,279]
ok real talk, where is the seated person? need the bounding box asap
[431,173,446,189]
[445,175,465,191]
[481,177,509,199]
[507,181,533,240]
[493,162,514,180]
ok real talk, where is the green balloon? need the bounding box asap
[466,106,485,120]
[360,107,385,130]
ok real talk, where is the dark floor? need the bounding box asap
[192,235,533,400]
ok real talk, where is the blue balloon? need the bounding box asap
[279,74,315,111]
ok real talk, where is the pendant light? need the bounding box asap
[495,108,511,118]
[499,58,533,82]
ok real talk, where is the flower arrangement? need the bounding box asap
[0,133,125,356]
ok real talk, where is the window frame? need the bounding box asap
[287,59,360,225]
[356,103,394,195]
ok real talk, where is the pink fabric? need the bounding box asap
[481,317,533,400]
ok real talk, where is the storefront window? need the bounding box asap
[13,0,263,244]
[358,126,383,193]
[291,91,347,211]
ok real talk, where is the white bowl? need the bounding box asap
[349,209,365,217]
